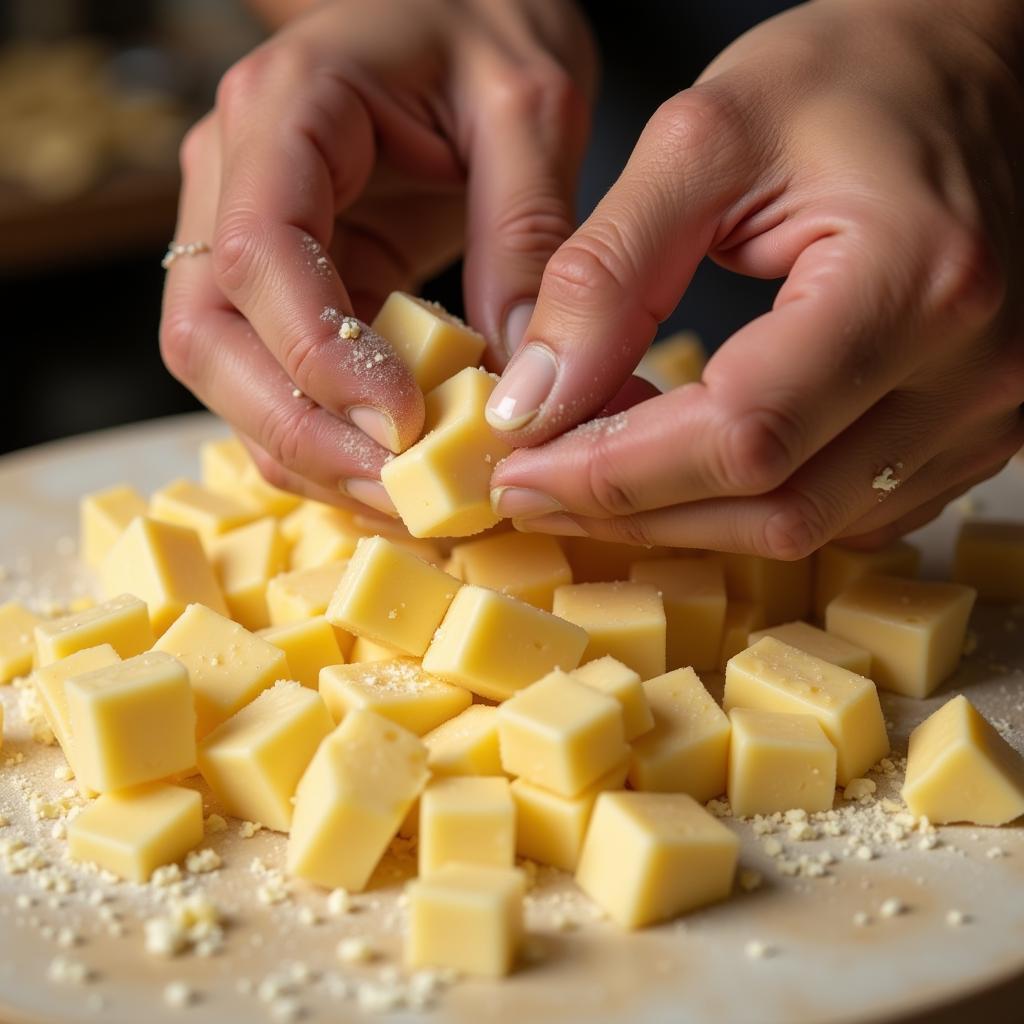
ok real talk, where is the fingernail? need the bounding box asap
[348,406,400,453]
[502,301,535,359]
[485,345,557,431]
[343,478,398,517]
[491,486,564,519]
[513,512,587,537]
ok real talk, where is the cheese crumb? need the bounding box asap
[872,467,900,494]
[336,937,375,964]
[163,981,197,1008]
[945,909,969,927]
[744,940,774,960]
[185,848,221,874]
[326,888,352,916]
[239,821,263,839]
[843,778,877,801]
[738,869,763,893]
[879,898,906,919]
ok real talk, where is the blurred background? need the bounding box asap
[1,0,785,457]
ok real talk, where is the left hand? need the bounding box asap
[486,0,1024,557]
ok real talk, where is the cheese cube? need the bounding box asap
[722,553,812,626]
[718,601,765,669]
[372,291,486,394]
[266,561,348,626]
[825,576,976,698]
[350,636,404,663]
[154,603,288,738]
[422,585,588,701]
[208,517,289,631]
[496,670,627,797]
[259,617,344,689]
[814,539,920,621]
[33,594,153,667]
[406,864,524,978]
[67,782,203,882]
[381,368,512,538]
[571,656,653,741]
[280,500,350,545]
[628,668,730,800]
[446,532,571,611]
[326,536,460,656]
[319,659,472,735]
[418,776,515,876]
[200,435,301,517]
[724,636,888,784]
[423,705,504,777]
[289,512,361,571]
[67,651,196,793]
[33,644,120,787]
[561,536,673,584]
[748,620,871,676]
[575,791,738,929]
[511,757,629,872]
[0,602,42,683]
[198,680,333,832]
[287,710,428,889]
[150,478,258,547]
[902,695,1024,825]
[635,330,705,389]
[629,556,726,672]
[79,484,147,568]
[552,582,666,681]
[952,521,1024,603]
[100,517,227,635]
[727,708,837,816]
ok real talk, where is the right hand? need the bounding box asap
[159,0,594,514]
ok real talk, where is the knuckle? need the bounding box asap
[929,226,1006,329]
[484,60,582,127]
[601,514,656,549]
[217,44,309,118]
[544,235,630,303]
[158,314,198,385]
[719,407,802,494]
[648,86,740,160]
[584,441,642,518]
[178,117,212,178]
[760,491,831,561]
[491,190,574,264]
[259,403,310,473]
[212,212,265,294]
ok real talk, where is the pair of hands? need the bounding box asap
[160,0,1024,554]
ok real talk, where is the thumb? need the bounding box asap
[484,86,755,441]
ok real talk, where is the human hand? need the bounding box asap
[159,0,594,513]
[488,0,1024,555]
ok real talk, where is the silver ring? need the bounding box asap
[161,240,211,269]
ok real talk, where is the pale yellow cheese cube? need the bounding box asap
[423,704,504,777]
[349,636,405,663]
[79,484,147,568]
[722,553,812,626]
[561,536,673,584]
[208,517,289,631]
[629,556,726,672]
[825,575,976,699]
[748,620,871,676]
[575,791,738,929]
[418,776,515,876]
[381,368,512,538]
[511,757,629,872]
[280,500,352,545]
[718,601,765,670]
[326,536,460,656]
[150,477,258,547]
[67,651,196,793]
[266,561,348,626]
[635,330,705,389]
[287,710,428,889]
[727,708,837,816]
[200,435,301,517]
[289,512,362,571]
[319,659,472,735]
[67,782,203,882]
[372,291,487,394]
[423,585,588,701]
[34,593,153,668]
[0,602,42,683]
[724,636,888,784]
[902,696,1024,825]
[571,656,653,741]
[496,670,627,798]
[446,532,571,611]
[553,581,667,681]
[406,863,524,978]
[198,680,333,832]
[814,539,920,621]
[259,617,344,689]
[952,521,1024,604]
[154,603,288,738]
[100,516,227,635]
[33,644,120,789]
[628,668,730,801]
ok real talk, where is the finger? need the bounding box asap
[484,85,758,439]
[458,51,589,365]
[211,43,426,452]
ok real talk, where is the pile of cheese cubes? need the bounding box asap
[1,292,1023,982]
